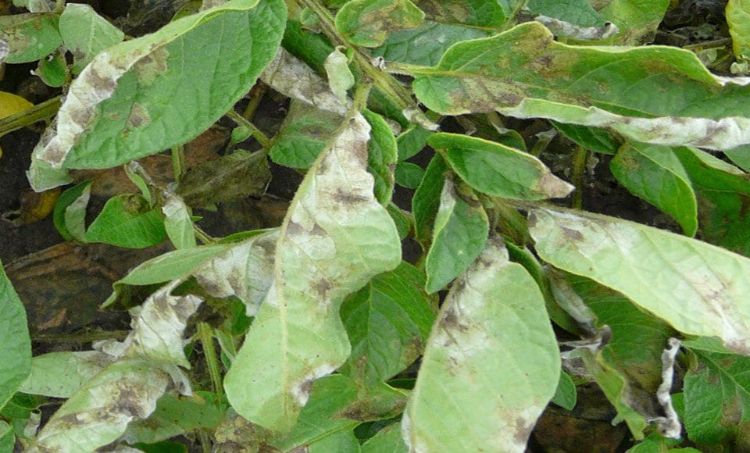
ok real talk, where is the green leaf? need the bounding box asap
[529,208,750,354]
[53,180,91,241]
[728,0,750,63]
[269,100,343,169]
[414,0,510,28]
[404,239,560,452]
[335,0,425,48]
[0,13,61,64]
[361,423,408,453]
[30,0,286,184]
[85,194,167,249]
[19,351,113,398]
[412,154,446,245]
[0,421,13,453]
[551,371,577,410]
[394,161,424,189]
[610,142,698,236]
[224,112,401,432]
[371,21,488,66]
[340,262,437,386]
[364,109,398,205]
[428,133,574,200]
[162,194,197,249]
[35,51,67,88]
[0,262,31,412]
[673,146,750,257]
[552,122,619,155]
[596,0,669,44]
[324,47,355,102]
[387,203,412,240]
[425,179,488,293]
[682,339,750,444]
[410,22,750,150]
[396,125,432,161]
[59,3,125,74]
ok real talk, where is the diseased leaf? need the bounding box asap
[0,91,34,118]
[59,3,125,74]
[529,208,750,354]
[340,262,437,386]
[595,0,669,44]
[410,22,750,150]
[428,133,574,200]
[53,180,91,241]
[162,194,196,249]
[425,179,488,293]
[29,0,286,189]
[0,13,61,64]
[527,0,603,27]
[335,0,425,48]
[0,262,31,411]
[324,47,355,102]
[224,112,401,432]
[404,238,560,452]
[682,338,750,445]
[414,0,510,28]
[30,283,202,452]
[610,142,698,236]
[85,194,167,249]
[269,100,344,169]
[20,351,114,398]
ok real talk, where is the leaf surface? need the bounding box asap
[403,239,559,452]
[529,208,750,354]
[728,0,750,64]
[411,22,750,150]
[85,194,167,249]
[335,0,425,48]
[0,13,61,64]
[224,112,401,432]
[0,262,31,411]
[59,3,125,74]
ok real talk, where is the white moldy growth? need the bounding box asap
[35,51,126,167]
[261,49,350,116]
[652,338,682,439]
[535,16,619,40]
[0,39,8,64]
[290,363,336,406]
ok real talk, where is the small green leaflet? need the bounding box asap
[59,3,125,74]
[410,22,750,150]
[224,112,401,432]
[551,371,577,411]
[0,13,61,64]
[429,133,573,200]
[424,178,488,293]
[29,0,286,190]
[404,238,560,452]
[362,423,408,453]
[85,194,167,249]
[529,208,750,355]
[0,262,31,412]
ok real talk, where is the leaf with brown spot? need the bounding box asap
[403,238,560,453]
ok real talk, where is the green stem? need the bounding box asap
[0,96,61,138]
[242,84,267,120]
[571,145,588,210]
[32,330,129,343]
[198,322,223,396]
[226,109,271,149]
[193,225,215,245]
[171,145,185,183]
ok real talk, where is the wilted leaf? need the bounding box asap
[29,0,286,189]
[340,262,436,386]
[0,262,31,411]
[410,22,750,150]
[428,133,574,200]
[224,112,401,432]
[59,3,125,74]
[529,208,750,354]
[335,0,425,48]
[425,178,488,293]
[404,238,560,452]
[0,13,61,64]
[610,142,698,236]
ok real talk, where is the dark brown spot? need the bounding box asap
[313,278,332,298]
[561,226,584,242]
[332,188,368,205]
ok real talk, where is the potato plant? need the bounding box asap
[1,0,750,451]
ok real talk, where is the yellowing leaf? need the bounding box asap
[0,92,33,119]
